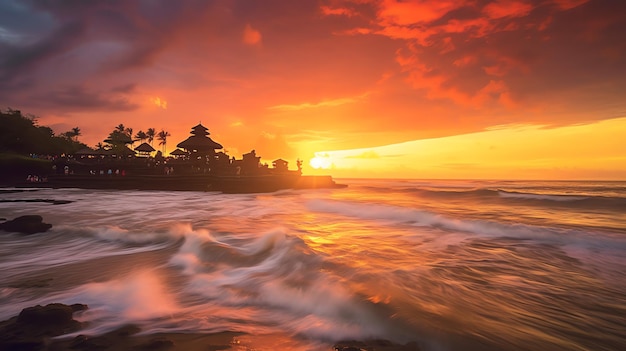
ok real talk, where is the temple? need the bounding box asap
[42,123,341,193]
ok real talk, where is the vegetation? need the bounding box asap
[157,130,171,154]
[0,108,89,182]
[0,109,87,155]
[0,108,168,182]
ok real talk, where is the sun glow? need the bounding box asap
[306,117,626,179]
[309,154,332,169]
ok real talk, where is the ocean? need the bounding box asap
[1,179,625,350]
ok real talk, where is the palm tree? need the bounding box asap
[157,130,171,154]
[135,130,148,144]
[95,142,104,150]
[115,124,126,133]
[146,128,156,145]
[71,127,81,142]
[125,127,134,146]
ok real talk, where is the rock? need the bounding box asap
[0,215,52,234]
[0,303,87,351]
[334,339,421,351]
[136,337,175,350]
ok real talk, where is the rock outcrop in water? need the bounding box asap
[0,215,52,234]
[0,303,87,350]
[0,303,421,351]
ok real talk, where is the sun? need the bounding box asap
[309,156,332,169]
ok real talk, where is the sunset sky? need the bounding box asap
[1,0,625,179]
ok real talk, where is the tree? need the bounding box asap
[135,130,148,144]
[125,127,134,146]
[146,128,156,145]
[0,109,87,155]
[71,127,81,142]
[157,130,171,154]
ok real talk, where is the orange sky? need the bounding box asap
[1,0,625,179]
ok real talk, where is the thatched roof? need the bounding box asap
[134,142,156,152]
[177,136,223,151]
[170,148,187,155]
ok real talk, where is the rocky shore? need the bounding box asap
[0,304,421,351]
[0,215,53,234]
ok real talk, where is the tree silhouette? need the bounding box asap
[71,127,81,142]
[0,109,87,155]
[125,127,134,146]
[115,124,126,133]
[157,130,171,154]
[146,128,156,145]
[135,130,148,144]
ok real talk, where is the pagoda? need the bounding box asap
[176,124,223,156]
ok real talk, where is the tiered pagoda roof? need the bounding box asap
[177,123,223,152]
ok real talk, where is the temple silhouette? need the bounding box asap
[45,123,340,193]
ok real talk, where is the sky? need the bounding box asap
[1,0,625,179]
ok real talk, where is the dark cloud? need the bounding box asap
[36,85,138,111]
[0,21,85,83]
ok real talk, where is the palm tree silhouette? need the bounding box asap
[146,128,156,145]
[125,127,134,146]
[71,127,81,142]
[157,130,171,154]
[135,130,148,144]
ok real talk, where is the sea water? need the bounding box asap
[0,179,624,350]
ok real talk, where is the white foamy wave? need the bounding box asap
[56,270,180,336]
[498,190,588,201]
[168,224,219,274]
[167,226,392,340]
[90,225,183,244]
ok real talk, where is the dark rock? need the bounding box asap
[334,339,421,351]
[0,303,87,351]
[17,303,74,325]
[135,337,175,350]
[0,215,52,234]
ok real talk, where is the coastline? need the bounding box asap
[6,174,346,193]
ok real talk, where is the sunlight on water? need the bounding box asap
[0,179,625,350]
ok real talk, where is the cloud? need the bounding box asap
[243,24,262,45]
[269,92,370,111]
[326,0,626,116]
[0,21,85,85]
[321,6,355,17]
[151,97,168,110]
[344,150,382,159]
[482,0,534,19]
[34,85,138,111]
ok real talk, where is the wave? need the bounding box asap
[390,186,626,211]
[497,190,587,201]
[165,225,397,341]
[305,199,625,249]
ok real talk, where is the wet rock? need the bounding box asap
[0,303,87,351]
[334,339,421,351]
[135,337,175,350]
[0,215,52,234]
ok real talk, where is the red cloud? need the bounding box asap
[551,0,589,10]
[377,0,464,25]
[321,5,356,16]
[483,0,534,19]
